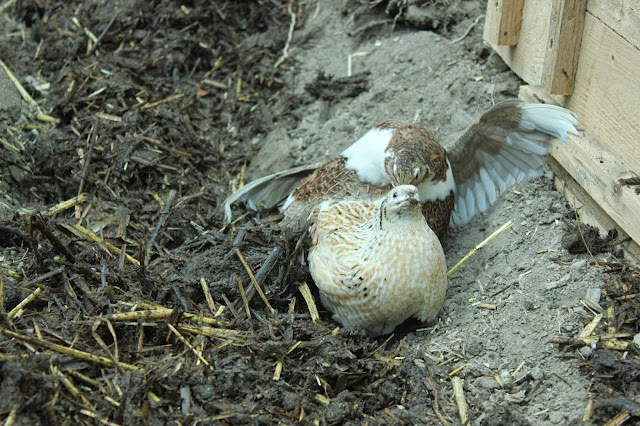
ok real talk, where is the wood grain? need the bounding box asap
[497,0,525,46]
[541,0,587,95]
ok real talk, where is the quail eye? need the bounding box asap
[393,192,398,198]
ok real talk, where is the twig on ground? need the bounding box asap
[32,215,76,262]
[0,224,31,246]
[146,189,177,265]
[449,14,485,44]
[235,249,275,315]
[348,19,393,36]
[274,1,296,68]
[76,121,99,218]
[14,267,64,288]
[87,12,118,55]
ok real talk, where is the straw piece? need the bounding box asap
[603,411,630,426]
[298,282,319,323]
[447,220,513,277]
[579,313,603,338]
[583,399,594,421]
[79,409,121,426]
[51,365,93,408]
[0,59,38,107]
[200,277,217,316]
[3,407,17,426]
[139,93,185,111]
[0,328,142,372]
[235,274,251,318]
[175,324,247,343]
[314,394,330,405]
[107,308,229,326]
[62,224,140,267]
[273,361,283,381]
[8,287,43,320]
[45,194,89,216]
[452,376,470,425]
[167,324,213,370]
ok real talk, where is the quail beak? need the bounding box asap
[400,194,419,207]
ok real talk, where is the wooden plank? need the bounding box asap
[587,0,640,50]
[551,134,640,251]
[541,0,587,95]
[485,4,640,174]
[521,85,640,254]
[549,157,640,262]
[483,0,550,84]
[497,0,525,46]
[559,12,640,175]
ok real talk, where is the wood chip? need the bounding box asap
[273,361,283,381]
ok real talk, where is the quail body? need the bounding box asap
[224,100,578,236]
[308,185,447,335]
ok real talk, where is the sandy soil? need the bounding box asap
[1,1,638,425]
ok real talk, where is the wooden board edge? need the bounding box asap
[541,0,587,95]
[519,85,640,263]
[497,0,525,46]
[549,157,640,264]
[483,0,549,85]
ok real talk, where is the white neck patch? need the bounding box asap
[342,127,394,187]
[417,159,455,202]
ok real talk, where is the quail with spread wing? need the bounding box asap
[224,100,578,236]
[308,185,447,335]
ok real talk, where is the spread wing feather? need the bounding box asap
[446,101,578,227]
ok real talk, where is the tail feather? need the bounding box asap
[222,162,322,223]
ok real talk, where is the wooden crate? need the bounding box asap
[484,0,640,260]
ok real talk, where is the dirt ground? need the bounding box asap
[1,1,639,425]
